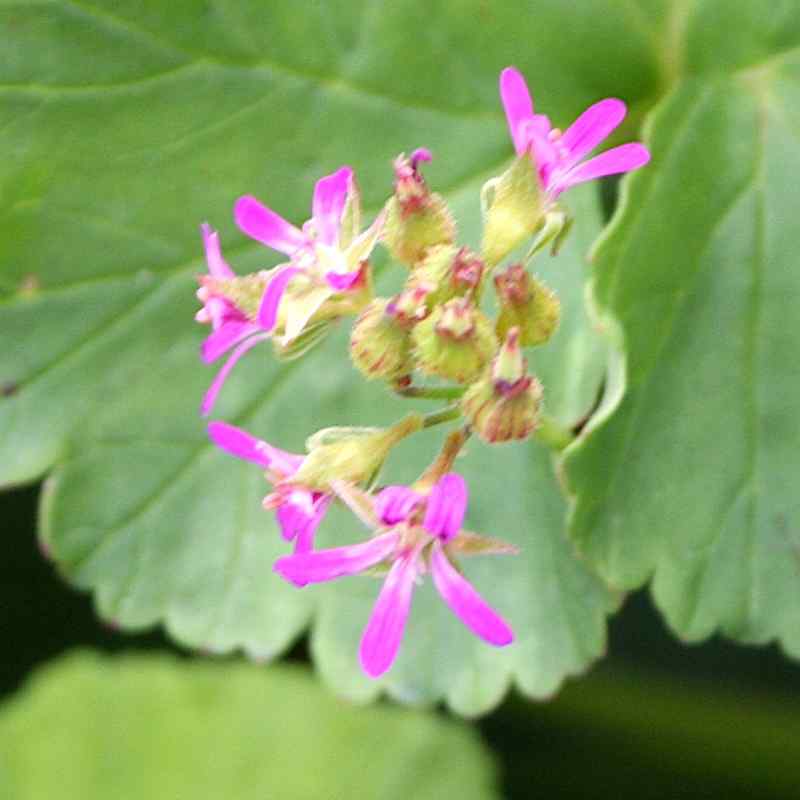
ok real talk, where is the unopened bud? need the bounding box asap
[350,298,414,381]
[461,328,542,443]
[383,150,456,266]
[494,265,560,346]
[412,244,484,307]
[412,297,497,384]
[290,415,423,490]
[481,155,545,267]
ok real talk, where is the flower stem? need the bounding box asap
[414,427,471,491]
[533,413,575,451]
[394,385,466,401]
[421,405,462,429]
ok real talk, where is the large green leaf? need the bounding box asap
[565,3,800,654]
[0,652,499,799]
[0,1,664,712]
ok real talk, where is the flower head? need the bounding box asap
[198,168,382,415]
[235,166,383,343]
[499,66,650,198]
[274,474,515,678]
[207,421,331,555]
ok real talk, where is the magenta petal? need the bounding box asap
[560,98,627,168]
[312,166,353,247]
[499,67,534,156]
[375,486,422,526]
[200,332,272,416]
[359,549,420,678]
[430,542,514,646]
[552,142,651,195]
[423,473,468,541]
[234,195,306,255]
[201,320,260,363]
[410,148,432,169]
[207,421,273,468]
[274,531,400,586]
[201,224,235,278]
[276,490,315,542]
[293,494,332,555]
[258,265,301,331]
[325,269,361,292]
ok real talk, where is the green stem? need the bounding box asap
[395,385,466,401]
[421,405,463,429]
[414,427,471,491]
[533,413,575,451]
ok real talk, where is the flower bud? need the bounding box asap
[382,150,456,266]
[412,297,497,384]
[411,244,484,308]
[494,264,560,346]
[290,415,423,491]
[350,298,415,381]
[461,328,542,443]
[480,154,545,267]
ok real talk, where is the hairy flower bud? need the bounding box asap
[494,264,560,346]
[383,150,456,266]
[480,154,545,267]
[290,415,424,491]
[411,244,484,308]
[412,297,497,384]
[461,328,542,443]
[350,298,415,381]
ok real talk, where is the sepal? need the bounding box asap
[494,264,560,346]
[480,154,545,267]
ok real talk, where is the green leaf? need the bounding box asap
[1,1,665,711]
[0,652,499,800]
[565,7,800,654]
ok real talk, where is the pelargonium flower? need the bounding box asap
[500,66,650,198]
[198,167,383,415]
[196,225,276,415]
[274,474,514,678]
[235,165,384,344]
[208,421,331,555]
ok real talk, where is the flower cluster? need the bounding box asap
[196,68,649,677]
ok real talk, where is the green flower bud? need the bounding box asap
[382,152,456,266]
[411,244,485,307]
[290,415,423,491]
[480,154,545,267]
[350,298,415,381]
[412,297,497,384]
[494,264,560,346]
[461,328,542,443]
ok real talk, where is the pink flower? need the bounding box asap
[274,474,514,678]
[499,66,650,198]
[198,167,383,416]
[208,421,331,556]
[196,225,276,416]
[235,166,384,343]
